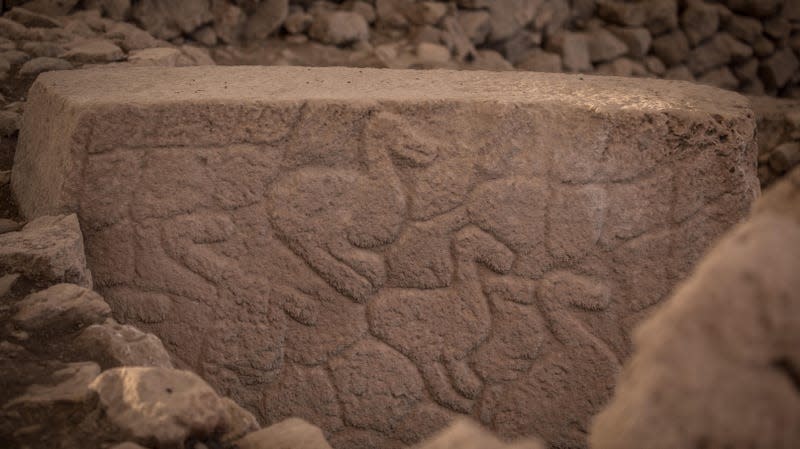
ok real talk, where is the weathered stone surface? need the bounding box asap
[13,283,109,333]
[237,418,333,449]
[72,318,173,369]
[590,167,800,449]
[0,214,91,287]
[417,419,544,449]
[13,66,758,447]
[89,367,228,448]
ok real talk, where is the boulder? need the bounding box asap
[0,214,91,287]
[17,55,72,75]
[457,10,490,45]
[5,6,62,27]
[516,48,562,72]
[487,0,542,42]
[760,48,800,90]
[687,33,752,76]
[104,22,163,52]
[131,0,213,40]
[651,29,689,66]
[236,418,332,449]
[81,0,131,21]
[309,11,369,46]
[607,26,651,58]
[72,318,174,369]
[586,27,628,63]
[681,0,719,47]
[89,367,228,448]
[596,0,646,27]
[243,0,288,41]
[61,38,125,63]
[16,0,79,16]
[546,31,591,72]
[13,283,110,334]
[725,0,783,18]
[725,14,762,44]
[590,166,800,449]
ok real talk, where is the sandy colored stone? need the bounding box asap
[13,66,758,447]
[13,283,110,333]
[89,367,228,448]
[72,318,173,369]
[590,167,800,449]
[237,418,333,449]
[0,214,91,287]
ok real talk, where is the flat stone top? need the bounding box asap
[36,66,750,116]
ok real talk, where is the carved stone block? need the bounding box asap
[12,66,758,448]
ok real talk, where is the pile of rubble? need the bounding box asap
[5,0,798,96]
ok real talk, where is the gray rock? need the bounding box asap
[243,0,288,41]
[81,0,131,21]
[131,0,213,40]
[61,38,124,63]
[18,55,72,75]
[516,48,562,72]
[458,10,490,45]
[596,0,646,27]
[687,33,752,75]
[769,142,800,173]
[488,0,542,42]
[89,367,229,448]
[724,14,762,44]
[724,0,783,18]
[104,22,162,52]
[681,0,719,47]
[587,27,628,63]
[0,214,91,287]
[72,319,173,369]
[0,110,20,136]
[643,0,678,36]
[546,31,591,72]
[1,49,31,64]
[608,26,651,58]
[5,6,62,27]
[309,11,369,46]
[698,66,739,90]
[284,11,313,34]
[759,48,800,90]
[236,418,333,449]
[13,283,110,334]
[651,29,689,66]
[16,0,79,16]
[211,0,244,44]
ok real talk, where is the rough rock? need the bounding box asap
[681,0,719,46]
[5,7,62,28]
[516,48,561,72]
[643,0,678,35]
[725,14,762,44]
[104,22,162,52]
[72,318,173,369]
[16,0,79,16]
[416,419,544,449]
[243,0,288,42]
[546,31,591,71]
[687,33,752,76]
[89,367,228,448]
[127,46,181,66]
[13,283,110,333]
[607,26,651,58]
[61,38,124,63]
[0,214,91,287]
[81,0,131,21]
[131,0,213,40]
[596,0,646,27]
[590,166,800,449]
[487,0,542,42]
[651,29,689,66]
[586,27,628,63]
[457,10,490,45]
[698,66,739,90]
[309,11,369,46]
[760,48,800,90]
[12,66,758,447]
[236,418,333,449]
[17,55,72,75]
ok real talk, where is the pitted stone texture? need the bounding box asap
[590,167,800,449]
[0,214,92,288]
[13,66,758,448]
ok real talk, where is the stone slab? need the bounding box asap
[12,66,758,448]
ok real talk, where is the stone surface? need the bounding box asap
[236,418,333,449]
[13,283,110,333]
[0,214,92,287]
[18,55,72,75]
[12,66,758,447]
[89,367,228,448]
[546,31,591,72]
[72,318,174,369]
[243,0,288,41]
[131,0,213,40]
[418,419,544,449]
[651,29,689,67]
[309,11,369,46]
[61,38,124,63]
[760,48,800,90]
[590,166,800,449]
[586,27,627,63]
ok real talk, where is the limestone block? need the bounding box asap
[12,66,758,448]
